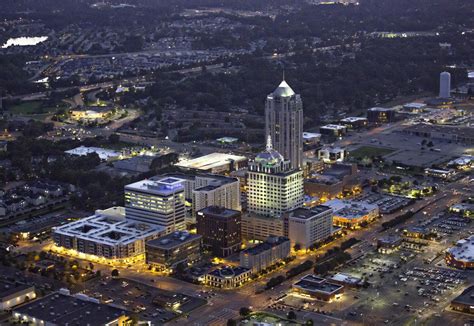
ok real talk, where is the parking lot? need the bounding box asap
[82,277,206,324]
[358,193,413,214]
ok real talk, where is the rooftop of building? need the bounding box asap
[270,80,295,98]
[288,206,332,220]
[13,292,129,325]
[324,199,378,219]
[175,153,247,171]
[340,117,368,123]
[64,146,120,160]
[208,266,250,279]
[125,177,184,195]
[146,231,201,249]
[293,274,343,294]
[377,234,402,245]
[319,146,345,153]
[53,207,164,246]
[303,132,321,139]
[329,273,362,285]
[241,236,289,256]
[447,235,474,263]
[451,285,474,306]
[403,102,427,109]
[320,124,347,130]
[197,206,241,219]
[0,281,33,301]
[368,107,395,112]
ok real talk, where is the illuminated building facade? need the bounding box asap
[324,199,379,229]
[125,177,186,233]
[265,79,303,169]
[292,274,344,302]
[204,266,252,289]
[247,137,304,218]
[196,206,241,257]
[446,235,474,269]
[284,206,333,250]
[241,214,285,241]
[240,236,290,273]
[146,231,202,271]
[192,175,241,215]
[52,207,165,262]
[367,107,396,124]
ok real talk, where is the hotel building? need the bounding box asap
[125,177,186,233]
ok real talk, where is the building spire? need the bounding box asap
[266,135,273,151]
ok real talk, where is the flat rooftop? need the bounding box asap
[325,199,378,219]
[340,117,368,123]
[294,274,343,294]
[0,281,33,300]
[175,153,247,171]
[64,146,120,160]
[208,266,250,278]
[13,292,129,325]
[125,177,184,195]
[241,236,289,256]
[451,285,474,306]
[447,235,474,263]
[368,107,394,112]
[403,123,474,139]
[197,206,240,219]
[320,124,346,130]
[53,207,164,246]
[147,231,201,250]
[289,206,332,220]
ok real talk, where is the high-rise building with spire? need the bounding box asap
[246,136,304,218]
[265,78,303,169]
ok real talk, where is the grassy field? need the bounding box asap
[9,101,67,115]
[350,146,395,159]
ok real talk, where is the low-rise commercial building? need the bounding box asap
[377,235,402,254]
[449,203,474,218]
[0,281,35,311]
[175,153,247,174]
[204,266,252,289]
[317,147,346,164]
[324,199,379,229]
[367,107,396,124]
[329,273,363,288]
[319,124,347,139]
[146,231,202,271]
[451,285,474,314]
[240,236,290,273]
[196,206,241,257]
[12,291,131,326]
[446,235,474,269]
[284,206,333,250]
[339,117,368,129]
[292,274,344,301]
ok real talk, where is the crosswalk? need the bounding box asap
[193,308,238,326]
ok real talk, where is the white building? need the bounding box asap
[125,177,186,233]
[247,137,304,218]
[175,153,247,174]
[52,207,165,261]
[265,79,303,169]
[439,71,451,98]
[193,176,241,215]
[64,146,121,161]
[285,206,333,250]
[318,146,346,163]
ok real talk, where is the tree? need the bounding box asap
[108,134,120,144]
[239,307,251,317]
[111,269,120,278]
[427,141,434,147]
[306,319,314,325]
[287,310,297,320]
[293,243,302,252]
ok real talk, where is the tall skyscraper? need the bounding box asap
[265,78,303,169]
[439,71,451,98]
[125,177,186,233]
[247,136,304,218]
